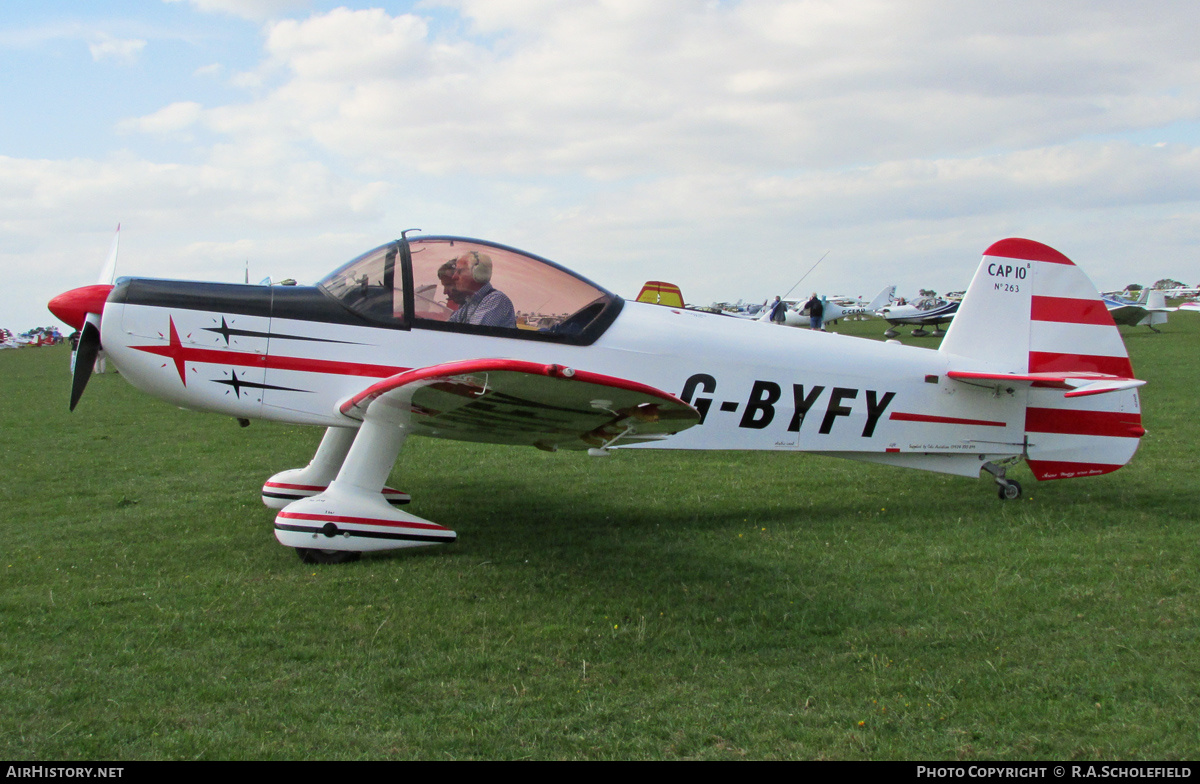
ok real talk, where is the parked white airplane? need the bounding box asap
[1103,289,1175,332]
[49,234,1145,563]
[877,295,960,338]
[759,286,895,327]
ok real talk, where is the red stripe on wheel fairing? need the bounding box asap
[276,510,450,532]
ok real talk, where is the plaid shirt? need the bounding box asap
[448,283,517,328]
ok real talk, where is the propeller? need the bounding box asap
[70,315,102,410]
[48,225,120,411]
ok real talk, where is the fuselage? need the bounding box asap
[100,275,1025,470]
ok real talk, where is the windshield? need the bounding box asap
[317,236,621,342]
[408,237,616,338]
[316,242,404,325]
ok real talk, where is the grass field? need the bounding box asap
[1,314,1197,760]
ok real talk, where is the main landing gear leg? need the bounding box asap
[261,426,410,509]
[272,411,456,563]
[983,461,1022,501]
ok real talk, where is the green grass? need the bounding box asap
[1,315,1198,760]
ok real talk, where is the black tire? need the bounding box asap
[997,480,1022,501]
[296,548,362,565]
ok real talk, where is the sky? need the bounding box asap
[5,0,1200,331]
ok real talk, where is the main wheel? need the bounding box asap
[296,548,362,565]
[997,480,1022,501]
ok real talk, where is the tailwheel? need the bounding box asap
[997,480,1022,501]
[296,548,362,565]
[983,460,1022,501]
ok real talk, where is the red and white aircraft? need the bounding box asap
[49,234,1146,563]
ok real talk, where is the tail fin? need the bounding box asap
[941,239,1144,481]
[1143,289,1172,328]
[636,281,685,308]
[866,285,896,312]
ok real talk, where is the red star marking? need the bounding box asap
[132,316,190,385]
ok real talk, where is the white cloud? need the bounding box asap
[266,8,434,79]
[118,101,204,135]
[162,0,313,22]
[88,33,146,64]
[1,141,400,329]
[169,1,1200,183]
[0,154,390,235]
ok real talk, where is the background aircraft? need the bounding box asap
[757,286,895,328]
[820,285,895,324]
[635,281,686,308]
[877,295,959,338]
[1103,289,1175,332]
[49,234,1144,563]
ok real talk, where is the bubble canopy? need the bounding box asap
[317,236,623,344]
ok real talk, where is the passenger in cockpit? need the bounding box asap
[447,251,517,328]
[438,259,468,314]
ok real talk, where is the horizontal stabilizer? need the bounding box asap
[947,370,1145,398]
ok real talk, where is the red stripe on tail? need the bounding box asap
[1028,351,1134,377]
[1025,407,1145,438]
[1030,296,1114,326]
[984,238,1074,265]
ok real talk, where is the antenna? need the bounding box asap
[781,251,830,300]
